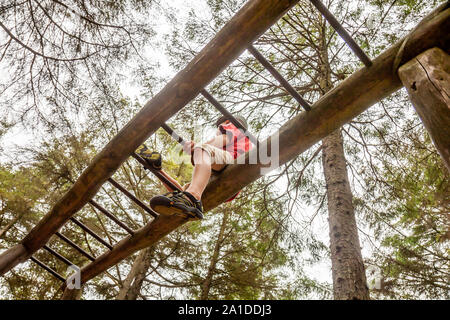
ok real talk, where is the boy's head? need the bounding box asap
[215,114,248,130]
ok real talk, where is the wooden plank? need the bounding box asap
[43,245,74,266]
[398,47,450,172]
[54,232,96,261]
[0,0,301,274]
[69,217,113,250]
[61,4,450,289]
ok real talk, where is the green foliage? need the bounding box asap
[374,132,449,298]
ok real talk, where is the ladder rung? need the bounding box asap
[106,178,156,221]
[55,232,96,261]
[30,256,65,282]
[309,0,372,67]
[248,44,311,111]
[89,200,135,235]
[43,245,74,266]
[131,152,183,202]
[69,217,113,250]
[161,123,185,146]
[200,89,259,146]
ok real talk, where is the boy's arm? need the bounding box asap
[183,134,229,154]
[205,134,229,149]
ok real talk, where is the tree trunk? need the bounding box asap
[322,130,369,299]
[200,209,230,300]
[317,12,369,300]
[116,246,154,300]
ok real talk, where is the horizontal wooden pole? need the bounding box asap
[203,3,450,210]
[247,44,311,110]
[30,256,66,282]
[69,217,113,250]
[107,178,155,218]
[55,232,96,261]
[89,200,135,235]
[43,245,74,266]
[0,0,301,275]
[0,244,28,275]
[62,4,450,290]
[309,0,372,67]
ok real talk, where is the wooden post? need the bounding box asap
[58,4,450,293]
[398,47,450,172]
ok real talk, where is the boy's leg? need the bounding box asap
[186,144,231,199]
[149,145,230,219]
[185,148,213,200]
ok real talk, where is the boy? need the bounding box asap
[140,115,252,220]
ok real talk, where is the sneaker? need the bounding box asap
[136,145,162,170]
[150,190,204,220]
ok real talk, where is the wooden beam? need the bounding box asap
[0,244,28,275]
[398,47,450,172]
[0,0,301,274]
[89,200,135,235]
[30,256,66,282]
[60,4,450,292]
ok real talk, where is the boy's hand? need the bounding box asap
[183,140,195,154]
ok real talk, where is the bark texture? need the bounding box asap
[322,130,369,300]
[398,47,450,173]
[318,12,369,300]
